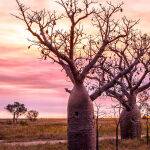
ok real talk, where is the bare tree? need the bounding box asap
[94,100,106,150]
[95,102,100,150]
[111,103,122,150]
[138,91,150,145]
[5,102,27,124]
[145,104,150,145]
[14,0,138,149]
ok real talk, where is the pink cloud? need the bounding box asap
[0,53,71,118]
[0,71,67,89]
[0,58,25,67]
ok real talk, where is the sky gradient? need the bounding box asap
[0,0,150,118]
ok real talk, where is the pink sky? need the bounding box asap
[0,0,150,118]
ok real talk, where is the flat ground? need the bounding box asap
[0,139,150,150]
[0,118,149,150]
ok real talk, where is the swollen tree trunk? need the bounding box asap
[67,84,96,150]
[120,104,141,139]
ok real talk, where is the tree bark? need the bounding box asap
[120,104,141,139]
[96,115,99,150]
[13,112,16,124]
[67,84,96,150]
[146,108,149,145]
[116,120,120,150]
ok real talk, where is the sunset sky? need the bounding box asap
[0,0,150,118]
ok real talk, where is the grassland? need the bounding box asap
[0,119,67,141]
[0,118,147,142]
[0,118,149,150]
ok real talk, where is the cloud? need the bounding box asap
[0,71,67,89]
[0,58,70,118]
[0,57,70,92]
[1,0,150,118]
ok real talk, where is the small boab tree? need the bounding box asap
[97,33,150,139]
[5,102,27,123]
[94,100,106,150]
[15,0,138,149]
[27,110,39,121]
[111,103,122,150]
[138,90,150,145]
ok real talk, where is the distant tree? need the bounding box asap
[94,100,106,150]
[138,91,150,145]
[27,110,39,122]
[145,104,150,145]
[5,102,27,123]
[111,103,122,150]
[95,102,100,150]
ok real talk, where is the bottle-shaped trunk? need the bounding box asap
[120,102,141,139]
[67,84,96,150]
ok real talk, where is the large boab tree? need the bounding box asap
[15,0,138,149]
[97,33,150,139]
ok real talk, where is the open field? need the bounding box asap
[0,119,67,141]
[0,118,149,149]
[0,118,147,142]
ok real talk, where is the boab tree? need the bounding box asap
[5,102,27,123]
[93,33,150,139]
[15,0,138,149]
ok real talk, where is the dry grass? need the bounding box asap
[0,119,67,141]
[0,118,147,142]
[0,143,67,150]
[100,139,150,150]
[98,118,147,137]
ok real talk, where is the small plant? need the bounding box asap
[27,110,39,122]
[20,120,28,126]
[6,120,12,125]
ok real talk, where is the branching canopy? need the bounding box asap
[89,32,150,109]
[15,0,136,86]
